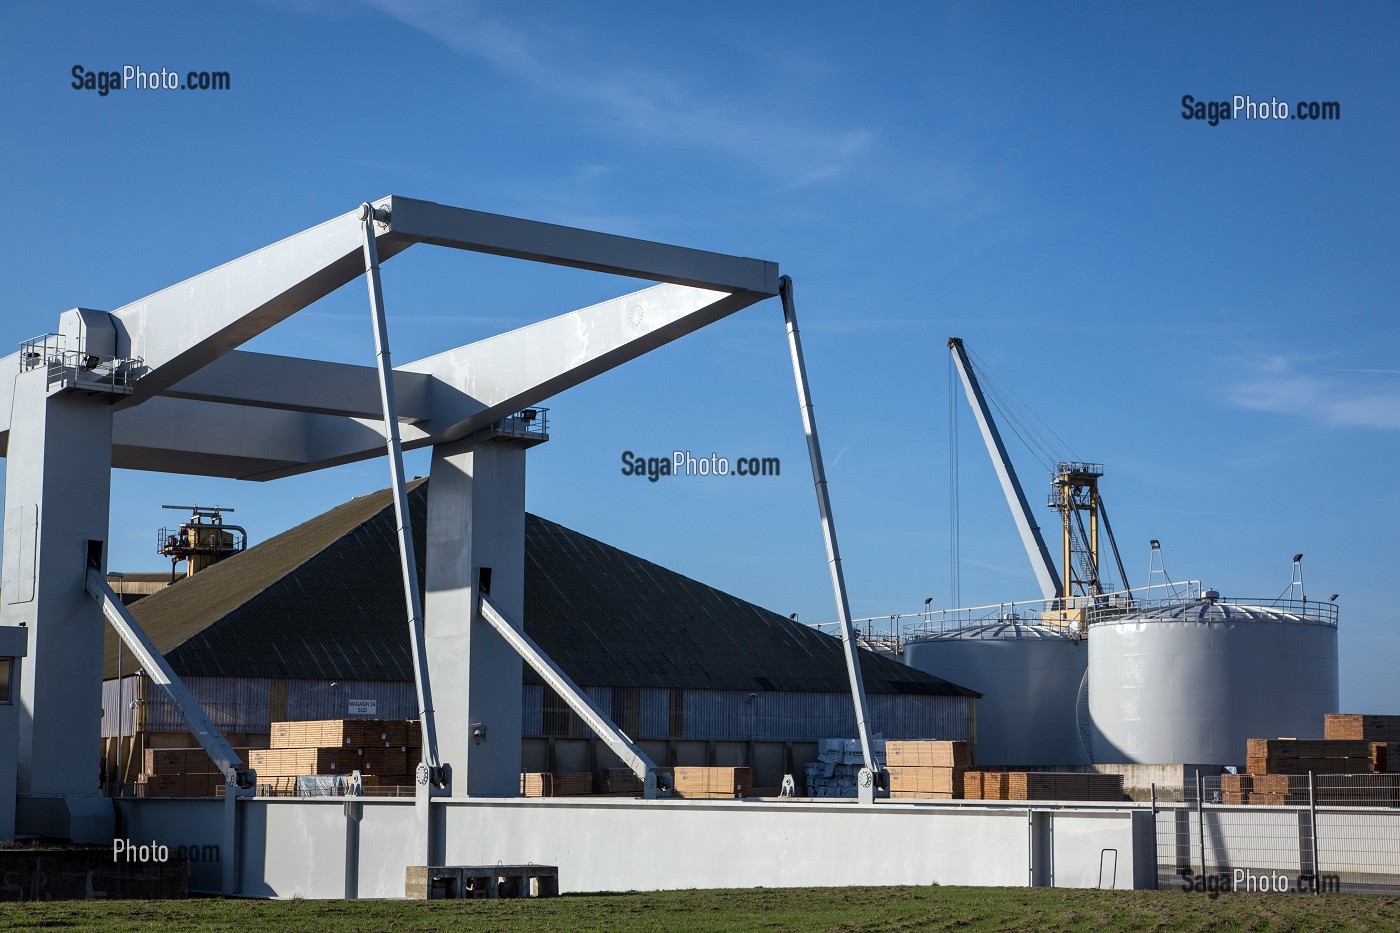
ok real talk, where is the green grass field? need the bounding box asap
[2,886,1399,932]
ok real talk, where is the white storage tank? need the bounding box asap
[904,620,1088,766]
[1086,592,1339,766]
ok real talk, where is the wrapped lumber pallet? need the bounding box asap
[270,719,411,749]
[887,766,965,798]
[1222,791,1249,805]
[520,772,593,797]
[672,766,752,799]
[884,740,972,769]
[1371,743,1400,773]
[1324,714,1400,743]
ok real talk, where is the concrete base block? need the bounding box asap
[15,795,114,844]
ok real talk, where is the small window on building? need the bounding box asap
[0,658,12,704]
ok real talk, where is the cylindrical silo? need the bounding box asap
[904,621,1088,766]
[1086,594,1339,766]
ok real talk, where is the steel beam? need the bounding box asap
[361,205,444,784]
[96,195,773,414]
[111,199,405,405]
[780,276,878,787]
[86,568,249,784]
[244,283,758,480]
[160,350,432,422]
[380,196,779,295]
[478,594,669,798]
[948,337,1062,602]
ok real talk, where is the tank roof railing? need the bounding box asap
[808,581,1206,647]
[1085,594,1339,628]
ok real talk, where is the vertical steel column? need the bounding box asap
[1195,771,1205,878]
[361,204,442,779]
[1308,771,1320,890]
[780,276,875,777]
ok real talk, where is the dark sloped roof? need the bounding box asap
[104,481,976,697]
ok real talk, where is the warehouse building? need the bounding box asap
[101,480,977,794]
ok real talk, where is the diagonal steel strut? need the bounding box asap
[87,567,250,786]
[478,593,671,798]
[361,203,445,784]
[780,276,878,786]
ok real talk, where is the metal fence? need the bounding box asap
[1155,773,1400,895]
[811,582,1208,650]
[19,332,142,394]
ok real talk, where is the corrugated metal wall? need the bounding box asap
[105,675,973,744]
[103,676,415,738]
[680,689,972,742]
[521,684,971,741]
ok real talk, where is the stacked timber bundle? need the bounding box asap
[1325,714,1400,744]
[270,719,411,749]
[520,772,593,797]
[1244,739,1373,776]
[1006,772,1123,802]
[251,719,418,793]
[964,770,1008,801]
[1323,715,1400,773]
[1220,773,1252,805]
[1243,774,1295,806]
[1236,716,1400,806]
[884,740,972,800]
[672,766,752,799]
[1372,744,1400,774]
[966,770,1121,802]
[136,747,256,798]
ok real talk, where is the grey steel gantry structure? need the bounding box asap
[0,197,883,863]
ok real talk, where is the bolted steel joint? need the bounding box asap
[359,202,391,225]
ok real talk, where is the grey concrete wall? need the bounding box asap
[118,796,1154,898]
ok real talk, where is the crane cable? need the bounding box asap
[965,346,1080,470]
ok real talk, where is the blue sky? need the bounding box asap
[1,1,1395,710]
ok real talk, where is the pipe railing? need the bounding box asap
[810,581,1209,647]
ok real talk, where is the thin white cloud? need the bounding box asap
[357,0,873,185]
[1226,354,1400,430]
